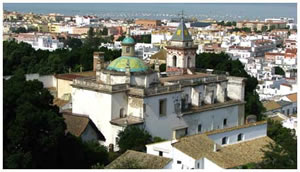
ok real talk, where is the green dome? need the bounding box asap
[107,56,149,72]
[122,37,135,44]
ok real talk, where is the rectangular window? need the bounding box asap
[198,124,202,133]
[159,99,167,117]
[159,151,163,156]
[115,137,119,145]
[177,160,182,164]
[223,118,227,126]
[197,162,200,169]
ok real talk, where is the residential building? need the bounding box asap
[146,121,273,169]
[135,19,162,27]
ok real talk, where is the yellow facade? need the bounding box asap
[57,79,73,99]
[48,24,60,33]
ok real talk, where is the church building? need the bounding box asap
[70,18,247,150]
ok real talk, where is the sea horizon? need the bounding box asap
[3,3,297,22]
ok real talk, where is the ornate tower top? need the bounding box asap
[170,11,193,42]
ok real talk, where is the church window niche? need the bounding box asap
[120,108,125,118]
[173,55,177,67]
[237,133,244,141]
[222,137,228,145]
[187,56,191,68]
[126,47,130,53]
[159,99,167,117]
[223,118,227,127]
[198,124,202,133]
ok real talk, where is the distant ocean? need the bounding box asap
[3,3,297,22]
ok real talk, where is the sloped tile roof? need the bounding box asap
[62,112,105,141]
[263,100,281,111]
[170,18,193,42]
[173,134,273,169]
[63,112,89,137]
[286,93,297,102]
[105,150,172,169]
[150,49,167,60]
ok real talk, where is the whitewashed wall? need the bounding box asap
[18,73,57,88]
[111,92,128,119]
[207,123,267,146]
[203,158,223,169]
[144,91,241,140]
[72,87,113,147]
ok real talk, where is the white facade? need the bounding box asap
[70,20,247,151]
[23,35,64,51]
[146,122,268,169]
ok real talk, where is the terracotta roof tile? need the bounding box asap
[173,134,273,169]
[105,150,172,169]
[263,100,281,111]
[286,93,297,102]
[62,112,89,137]
[150,49,167,60]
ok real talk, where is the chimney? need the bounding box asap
[213,143,218,152]
[93,52,105,71]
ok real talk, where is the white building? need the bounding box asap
[146,121,272,169]
[70,20,248,151]
[22,35,64,51]
[75,15,98,26]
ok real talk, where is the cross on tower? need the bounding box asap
[178,10,184,20]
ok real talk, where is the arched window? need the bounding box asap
[187,56,191,68]
[120,108,124,118]
[237,133,243,141]
[222,137,228,145]
[173,55,177,67]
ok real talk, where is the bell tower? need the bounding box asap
[165,13,197,76]
[121,26,136,57]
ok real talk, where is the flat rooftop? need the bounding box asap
[160,73,211,83]
[110,115,144,127]
[182,100,245,116]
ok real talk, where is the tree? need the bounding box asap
[159,64,166,72]
[3,39,121,76]
[3,71,109,168]
[241,27,252,33]
[3,70,66,168]
[257,119,297,169]
[262,26,268,32]
[117,126,152,153]
[65,38,82,49]
[12,27,27,33]
[274,66,285,76]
